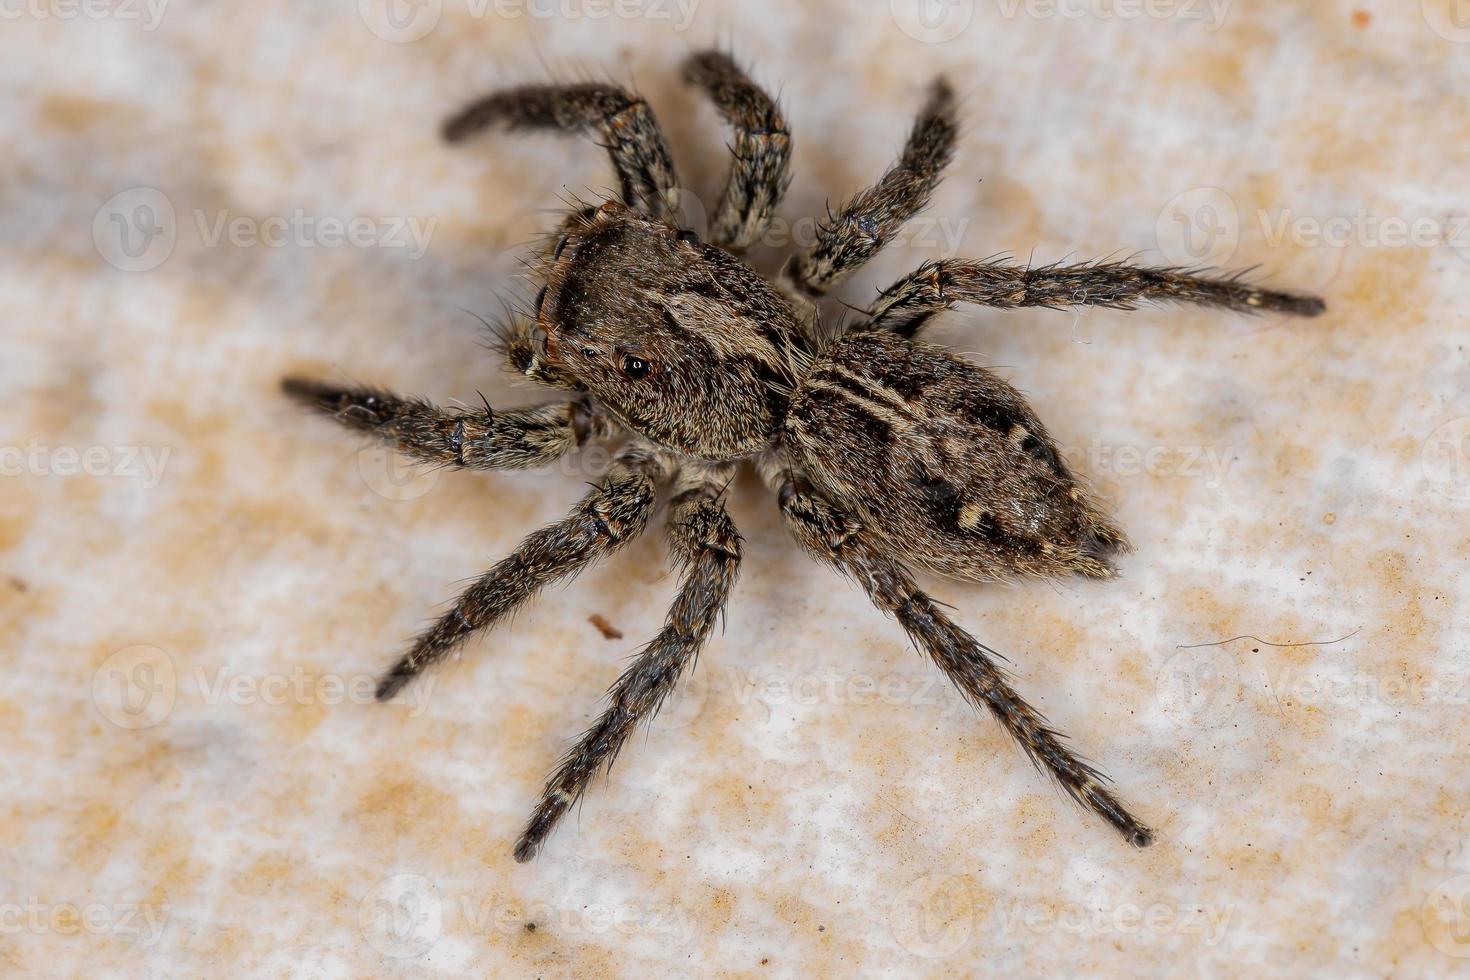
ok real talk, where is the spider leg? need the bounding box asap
[514,462,741,862]
[767,464,1153,848]
[442,82,680,223]
[787,77,957,298]
[282,378,615,470]
[682,50,792,252]
[374,443,666,701]
[863,257,1327,337]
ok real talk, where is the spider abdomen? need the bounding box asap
[782,331,1128,582]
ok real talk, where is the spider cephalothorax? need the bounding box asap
[523,200,812,459]
[284,51,1324,862]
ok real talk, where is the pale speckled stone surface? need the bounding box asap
[3,1,1470,975]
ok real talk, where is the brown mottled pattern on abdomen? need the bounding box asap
[783,331,1128,582]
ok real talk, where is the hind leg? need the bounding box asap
[763,458,1153,847]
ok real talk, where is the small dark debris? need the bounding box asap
[524,922,537,933]
[589,613,623,640]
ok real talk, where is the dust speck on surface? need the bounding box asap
[589,613,624,640]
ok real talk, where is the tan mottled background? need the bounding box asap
[4,0,1470,975]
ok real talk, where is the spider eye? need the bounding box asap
[580,346,598,358]
[621,355,654,380]
[675,229,700,245]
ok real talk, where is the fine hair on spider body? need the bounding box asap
[284,50,1325,862]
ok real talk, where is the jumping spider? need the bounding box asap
[284,51,1324,861]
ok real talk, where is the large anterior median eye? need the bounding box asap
[621,355,654,380]
[675,229,700,245]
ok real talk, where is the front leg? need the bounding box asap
[768,465,1154,848]
[442,83,681,224]
[282,378,615,470]
[864,257,1327,337]
[787,78,957,298]
[682,50,793,252]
